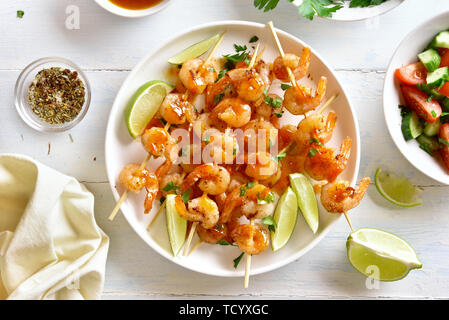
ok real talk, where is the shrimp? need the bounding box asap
[243,118,279,151]
[213,97,252,128]
[273,48,311,82]
[221,183,274,223]
[174,194,219,229]
[255,59,272,88]
[321,177,371,213]
[254,93,284,120]
[283,76,327,115]
[141,127,179,162]
[204,74,236,110]
[160,93,195,125]
[294,112,337,152]
[245,152,279,181]
[304,137,352,182]
[231,223,269,255]
[181,163,230,195]
[119,163,159,213]
[159,172,184,197]
[179,58,219,95]
[197,224,228,244]
[227,68,266,102]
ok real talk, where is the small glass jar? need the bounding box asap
[14,57,91,132]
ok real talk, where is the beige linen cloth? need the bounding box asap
[0,154,109,300]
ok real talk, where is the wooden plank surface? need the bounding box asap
[1,0,449,299]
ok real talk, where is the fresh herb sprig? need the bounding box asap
[254,0,388,20]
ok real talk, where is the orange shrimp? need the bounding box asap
[304,137,352,182]
[273,47,311,82]
[231,223,269,255]
[320,177,371,213]
[283,76,327,115]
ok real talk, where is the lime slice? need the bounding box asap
[374,168,422,207]
[289,173,319,233]
[271,187,298,252]
[347,228,422,281]
[125,80,174,138]
[167,33,222,65]
[165,194,187,256]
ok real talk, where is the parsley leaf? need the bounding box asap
[262,216,277,232]
[308,148,318,158]
[218,240,235,246]
[349,0,388,8]
[257,191,275,205]
[297,0,343,20]
[163,181,180,193]
[264,95,283,109]
[281,83,292,91]
[17,10,24,18]
[215,69,228,83]
[234,44,247,52]
[182,189,191,203]
[249,35,259,43]
[214,92,224,105]
[309,138,323,146]
[253,0,280,12]
[233,252,245,268]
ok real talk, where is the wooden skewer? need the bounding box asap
[244,219,254,289]
[344,212,354,232]
[248,43,260,70]
[317,93,339,115]
[188,239,203,256]
[267,21,302,95]
[204,32,226,65]
[109,123,171,222]
[183,221,198,256]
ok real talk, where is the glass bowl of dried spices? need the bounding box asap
[14,57,91,132]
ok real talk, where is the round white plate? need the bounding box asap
[292,0,403,21]
[105,21,360,277]
[383,12,449,185]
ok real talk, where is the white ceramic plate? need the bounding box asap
[105,21,360,277]
[292,0,403,21]
[383,12,449,185]
[94,0,171,18]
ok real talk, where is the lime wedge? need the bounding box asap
[374,168,422,207]
[347,228,422,281]
[289,173,319,233]
[165,194,187,256]
[271,187,298,252]
[125,80,174,138]
[167,33,222,65]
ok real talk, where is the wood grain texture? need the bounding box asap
[1,0,449,299]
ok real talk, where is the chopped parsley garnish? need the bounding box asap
[281,83,292,91]
[159,196,166,206]
[17,10,24,18]
[274,111,284,118]
[218,240,235,246]
[233,147,237,156]
[264,95,283,109]
[257,191,275,205]
[249,36,259,43]
[308,148,318,158]
[203,135,211,145]
[262,216,277,232]
[273,151,287,163]
[214,92,225,105]
[234,44,248,52]
[398,105,410,117]
[215,69,228,83]
[163,181,180,193]
[233,252,245,268]
[240,186,246,196]
[209,67,215,73]
[240,181,256,196]
[310,138,323,146]
[431,110,437,117]
[223,51,249,63]
[182,189,191,203]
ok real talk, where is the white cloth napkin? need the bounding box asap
[0,154,109,300]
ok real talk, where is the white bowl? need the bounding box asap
[105,21,360,277]
[292,0,403,21]
[383,11,449,185]
[94,0,171,18]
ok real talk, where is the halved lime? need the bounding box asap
[374,168,422,207]
[347,228,422,281]
[289,173,319,234]
[125,80,174,138]
[165,194,187,256]
[271,187,298,252]
[168,33,222,65]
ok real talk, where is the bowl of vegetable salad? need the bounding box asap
[384,11,449,185]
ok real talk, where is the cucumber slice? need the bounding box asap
[424,118,441,137]
[416,83,445,101]
[426,66,449,89]
[418,49,441,72]
[429,30,449,49]
[417,134,441,156]
[401,112,423,141]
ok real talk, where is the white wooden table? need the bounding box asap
[1,0,449,299]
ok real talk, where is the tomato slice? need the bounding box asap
[400,85,442,123]
[438,81,449,98]
[395,62,427,85]
[439,123,449,171]
[439,49,449,68]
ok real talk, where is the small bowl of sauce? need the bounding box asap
[95,0,171,18]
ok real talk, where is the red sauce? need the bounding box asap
[109,0,163,10]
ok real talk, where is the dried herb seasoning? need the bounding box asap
[28,67,85,125]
